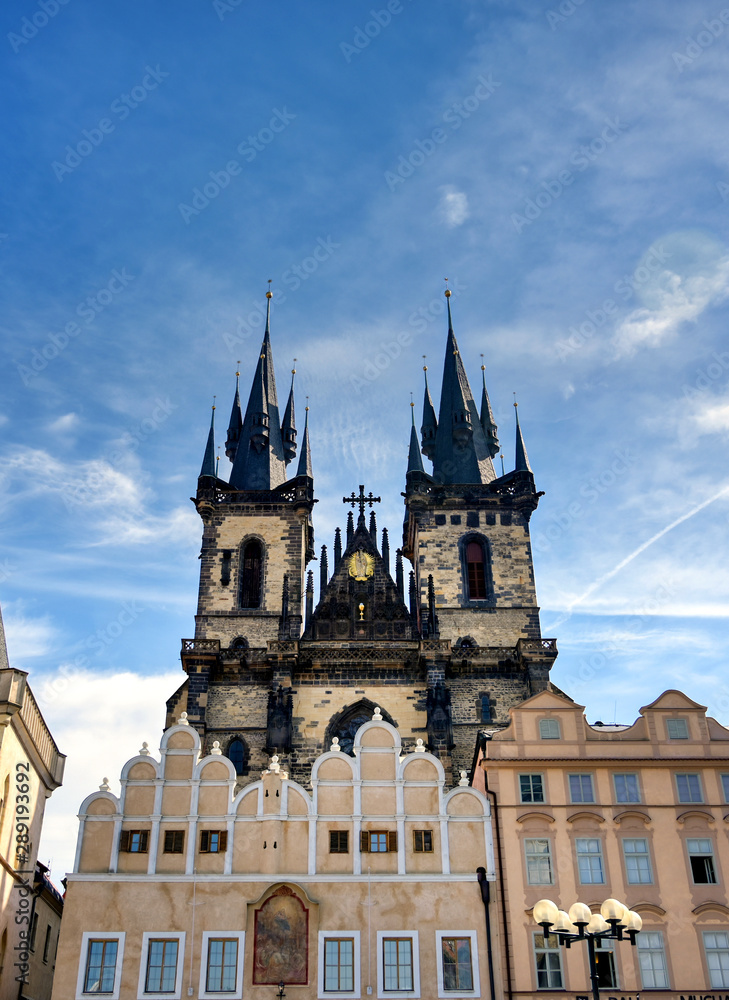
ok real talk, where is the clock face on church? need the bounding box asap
[348,549,374,581]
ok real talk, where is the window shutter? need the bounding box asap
[120,830,130,852]
[200,830,210,853]
[219,831,228,852]
[388,831,398,853]
[360,830,369,852]
[139,831,149,853]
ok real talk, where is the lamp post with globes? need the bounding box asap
[532,897,642,1000]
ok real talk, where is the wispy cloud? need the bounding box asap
[438,185,470,227]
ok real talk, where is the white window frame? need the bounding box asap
[704,930,729,988]
[519,773,545,804]
[613,772,640,804]
[198,932,245,999]
[637,930,669,989]
[622,837,653,884]
[666,717,689,739]
[568,773,595,804]
[687,837,718,885]
[675,772,703,803]
[524,838,553,885]
[435,930,480,998]
[76,932,125,1000]
[721,774,729,803]
[532,932,563,990]
[377,930,419,999]
[318,930,360,998]
[138,932,185,1000]
[576,837,605,884]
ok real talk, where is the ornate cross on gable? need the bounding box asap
[342,484,381,518]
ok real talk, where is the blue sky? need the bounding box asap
[1,1,728,880]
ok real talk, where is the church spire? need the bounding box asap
[295,402,313,479]
[199,402,216,479]
[420,360,437,461]
[226,368,243,463]
[229,286,287,490]
[479,357,500,460]
[514,395,532,473]
[281,361,297,465]
[407,399,425,474]
[432,287,496,485]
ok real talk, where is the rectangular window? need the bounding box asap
[441,938,473,991]
[667,717,689,739]
[676,773,703,803]
[519,774,545,804]
[324,938,354,992]
[383,939,412,992]
[145,940,179,993]
[43,925,52,964]
[594,939,617,988]
[30,913,38,951]
[163,831,185,854]
[623,838,653,884]
[525,839,553,885]
[704,931,729,988]
[205,939,238,993]
[722,774,729,803]
[688,838,718,884]
[613,773,640,803]
[576,838,605,884]
[329,831,349,854]
[637,931,669,988]
[539,719,560,740]
[533,933,563,989]
[200,830,228,853]
[120,829,149,853]
[84,940,119,994]
[569,774,594,803]
[413,830,433,853]
[361,831,397,853]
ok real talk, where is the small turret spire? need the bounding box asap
[381,528,390,576]
[408,397,425,474]
[395,549,404,600]
[281,360,297,465]
[295,400,313,478]
[225,366,243,462]
[479,355,500,459]
[420,357,438,461]
[334,528,342,570]
[320,544,329,593]
[346,511,354,544]
[199,400,217,479]
[514,393,532,473]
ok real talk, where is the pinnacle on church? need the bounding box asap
[427,289,497,485]
[514,395,532,473]
[281,362,297,465]
[295,403,313,479]
[226,368,243,462]
[420,360,437,461]
[479,358,500,460]
[199,402,217,479]
[408,400,425,474]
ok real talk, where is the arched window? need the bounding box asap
[240,540,263,609]
[228,739,245,775]
[465,540,488,600]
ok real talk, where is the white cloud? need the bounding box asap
[3,608,58,661]
[438,186,470,227]
[693,401,729,435]
[48,412,79,433]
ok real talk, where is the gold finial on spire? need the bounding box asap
[513,391,518,408]
[444,277,451,298]
[292,357,297,375]
[422,354,428,372]
[410,391,414,408]
[212,394,216,411]
[235,360,240,378]
[266,278,273,300]
[480,352,485,372]
[305,394,309,413]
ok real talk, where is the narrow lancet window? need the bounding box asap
[466,541,487,600]
[240,540,263,608]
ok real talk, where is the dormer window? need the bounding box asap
[666,718,689,740]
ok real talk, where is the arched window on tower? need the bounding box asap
[465,540,489,601]
[240,540,263,609]
[228,738,245,775]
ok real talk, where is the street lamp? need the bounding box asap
[276,984,286,1000]
[532,897,642,1000]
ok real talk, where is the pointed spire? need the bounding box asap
[381,528,390,576]
[199,402,217,478]
[305,570,314,627]
[295,402,313,479]
[334,528,342,571]
[420,358,438,461]
[395,549,404,601]
[226,367,243,462]
[514,394,532,473]
[369,510,377,541]
[281,361,298,465]
[320,544,329,593]
[248,356,269,453]
[479,356,499,459]
[408,570,418,620]
[427,574,439,638]
[408,399,425,474]
[279,573,290,639]
[346,511,354,545]
[432,285,495,485]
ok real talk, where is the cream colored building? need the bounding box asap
[54,712,499,1000]
[0,610,66,1000]
[474,688,729,997]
